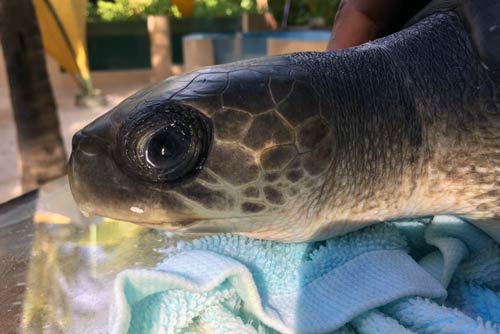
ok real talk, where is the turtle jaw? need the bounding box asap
[166,215,275,235]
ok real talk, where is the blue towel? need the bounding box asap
[110,216,500,334]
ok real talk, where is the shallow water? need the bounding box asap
[0,177,189,334]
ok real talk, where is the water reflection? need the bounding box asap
[0,177,185,334]
[22,219,177,334]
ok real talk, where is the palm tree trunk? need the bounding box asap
[0,0,67,191]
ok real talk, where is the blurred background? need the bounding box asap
[0,0,341,205]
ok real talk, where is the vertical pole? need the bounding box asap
[147,15,172,82]
[0,0,67,191]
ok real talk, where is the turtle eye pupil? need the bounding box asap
[145,128,191,171]
[122,104,212,183]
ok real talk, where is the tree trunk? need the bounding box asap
[0,0,67,191]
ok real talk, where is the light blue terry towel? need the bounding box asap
[110,216,500,334]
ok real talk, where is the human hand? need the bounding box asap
[327,0,431,51]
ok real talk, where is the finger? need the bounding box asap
[327,0,430,51]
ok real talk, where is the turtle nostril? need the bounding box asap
[72,130,101,156]
[72,130,84,152]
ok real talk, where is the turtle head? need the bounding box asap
[69,59,335,241]
[70,6,500,242]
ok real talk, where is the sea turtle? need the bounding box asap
[69,0,500,242]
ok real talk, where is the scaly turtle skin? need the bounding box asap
[69,0,500,242]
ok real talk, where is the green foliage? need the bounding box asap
[269,0,309,26]
[87,0,340,25]
[86,1,100,20]
[144,0,182,17]
[304,0,340,25]
[193,0,257,17]
[93,0,180,21]
[269,0,340,27]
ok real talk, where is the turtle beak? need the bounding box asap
[68,130,111,217]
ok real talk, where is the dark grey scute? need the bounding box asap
[407,0,500,73]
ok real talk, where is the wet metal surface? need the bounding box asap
[0,191,37,334]
[0,177,183,334]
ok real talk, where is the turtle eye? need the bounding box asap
[145,127,191,171]
[120,103,212,183]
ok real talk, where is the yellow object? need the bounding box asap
[33,211,71,225]
[79,219,144,246]
[32,0,94,94]
[172,0,194,17]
